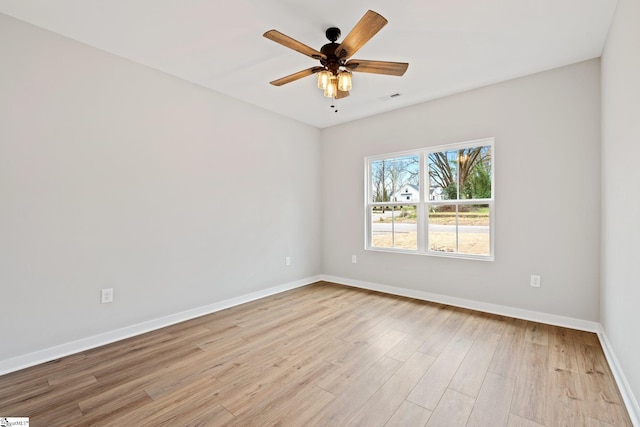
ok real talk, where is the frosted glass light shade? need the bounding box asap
[317,70,331,89]
[324,78,337,98]
[337,71,352,92]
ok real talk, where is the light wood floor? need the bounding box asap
[0,282,632,426]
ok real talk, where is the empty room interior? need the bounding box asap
[1,0,639,426]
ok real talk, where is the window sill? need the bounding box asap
[365,246,494,262]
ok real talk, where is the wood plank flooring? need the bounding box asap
[0,282,632,426]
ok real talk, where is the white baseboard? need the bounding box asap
[321,275,600,332]
[0,275,321,376]
[597,326,640,427]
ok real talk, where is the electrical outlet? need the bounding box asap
[101,288,114,304]
[352,255,357,264]
[530,275,541,288]
[285,256,291,266]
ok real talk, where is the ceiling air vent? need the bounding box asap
[380,93,401,102]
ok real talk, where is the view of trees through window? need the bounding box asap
[370,155,419,250]
[370,155,419,203]
[367,140,494,258]
[429,147,492,200]
[427,146,492,255]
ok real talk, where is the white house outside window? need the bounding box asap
[365,138,494,260]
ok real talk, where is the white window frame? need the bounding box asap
[365,137,495,261]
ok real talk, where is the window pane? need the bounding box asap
[371,205,394,248]
[428,204,457,253]
[371,156,419,203]
[459,146,492,199]
[371,206,417,250]
[458,204,490,255]
[393,206,417,250]
[428,150,458,200]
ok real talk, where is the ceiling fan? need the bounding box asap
[263,10,409,100]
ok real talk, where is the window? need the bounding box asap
[368,154,420,250]
[365,138,494,260]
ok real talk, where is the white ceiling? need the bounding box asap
[0,0,617,128]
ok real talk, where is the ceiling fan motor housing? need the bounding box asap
[320,27,346,74]
[320,42,343,73]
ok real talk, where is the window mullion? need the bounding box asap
[416,154,429,252]
[391,207,395,247]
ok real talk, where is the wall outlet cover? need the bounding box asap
[101,288,114,304]
[530,275,541,288]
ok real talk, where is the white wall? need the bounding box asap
[601,0,640,415]
[0,14,322,361]
[322,59,601,322]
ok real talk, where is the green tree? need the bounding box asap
[463,160,491,199]
[429,146,491,199]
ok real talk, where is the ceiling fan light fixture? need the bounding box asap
[337,70,352,92]
[324,77,338,98]
[317,69,331,89]
[264,10,408,101]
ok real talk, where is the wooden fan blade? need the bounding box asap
[336,90,350,99]
[345,59,409,76]
[335,10,388,59]
[269,67,323,86]
[264,30,327,60]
